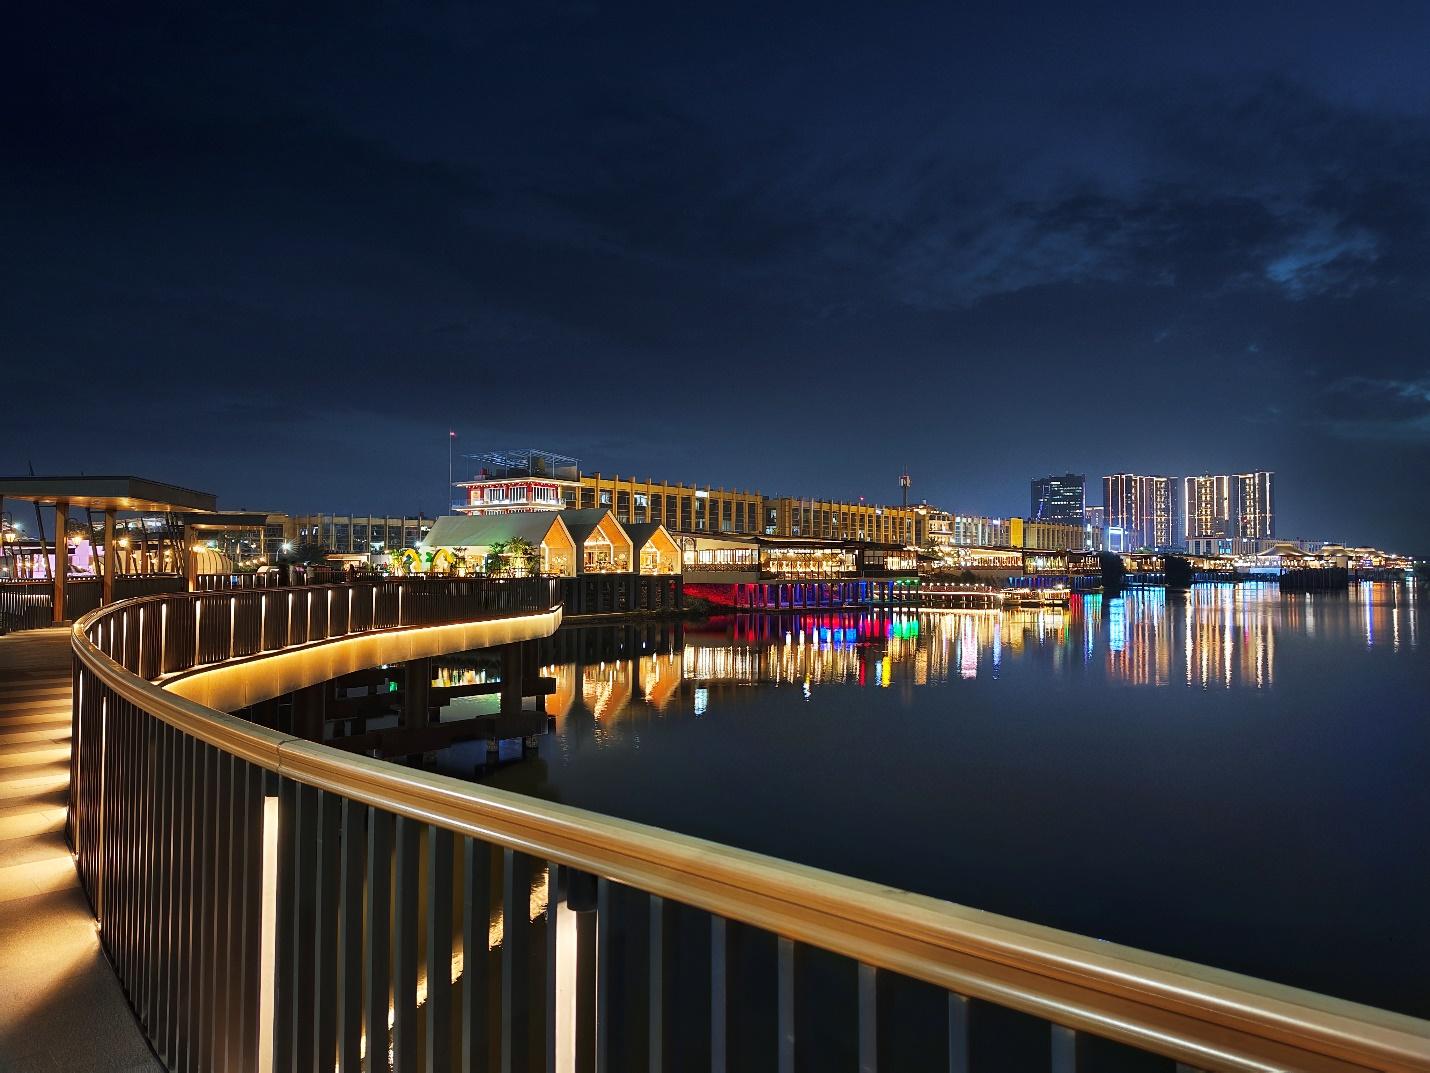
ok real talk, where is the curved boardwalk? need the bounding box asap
[0,628,160,1073]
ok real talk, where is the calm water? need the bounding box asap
[438,582,1429,1018]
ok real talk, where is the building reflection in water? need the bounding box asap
[434,582,1422,750]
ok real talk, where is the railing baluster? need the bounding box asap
[197,743,218,1073]
[648,894,671,1073]
[571,872,597,1073]
[337,799,366,1073]
[237,761,264,1073]
[160,727,182,1067]
[710,916,729,1073]
[146,719,168,1043]
[393,817,420,1072]
[462,838,493,1073]
[314,791,342,1073]
[1051,1023,1077,1073]
[427,828,455,1073]
[181,734,201,1073]
[366,809,394,1073]
[274,778,297,1073]
[858,963,877,1073]
[545,864,561,1073]
[502,848,534,1073]
[210,749,233,1073]
[777,936,795,1073]
[948,994,969,1073]
[595,877,611,1073]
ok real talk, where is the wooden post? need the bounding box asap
[294,683,326,742]
[52,500,69,623]
[403,658,431,730]
[184,525,198,591]
[102,509,116,605]
[500,643,524,717]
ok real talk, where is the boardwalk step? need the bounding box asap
[0,713,72,728]
[0,746,71,771]
[0,701,71,718]
[0,727,71,746]
[0,685,71,700]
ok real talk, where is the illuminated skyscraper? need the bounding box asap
[1182,474,1232,543]
[1103,474,1177,550]
[1233,471,1275,540]
[1030,473,1086,525]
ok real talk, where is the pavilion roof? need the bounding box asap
[623,522,676,550]
[423,513,569,549]
[0,475,217,513]
[559,508,628,546]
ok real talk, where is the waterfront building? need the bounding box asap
[764,496,926,545]
[950,514,1014,548]
[454,449,582,515]
[559,508,635,573]
[625,522,682,574]
[453,449,926,545]
[1103,474,1178,550]
[1012,518,1086,552]
[1030,473,1086,525]
[925,509,954,549]
[575,473,765,535]
[420,513,577,576]
[277,513,433,559]
[680,533,918,581]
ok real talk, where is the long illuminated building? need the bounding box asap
[454,450,928,544]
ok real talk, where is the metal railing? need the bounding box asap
[0,575,186,633]
[67,581,1430,1073]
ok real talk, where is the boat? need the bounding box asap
[999,586,1071,610]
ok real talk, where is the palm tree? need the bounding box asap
[508,537,540,576]
[485,540,510,576]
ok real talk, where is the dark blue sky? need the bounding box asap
[5,3,1429,551]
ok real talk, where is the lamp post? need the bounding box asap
[448,430,456,515]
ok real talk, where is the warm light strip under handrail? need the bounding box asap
[70,597,1430,1073]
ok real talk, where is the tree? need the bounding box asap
[510,537,541,576]
[485,540,509,576]
[486,537,541,576]
[287,542,332,565]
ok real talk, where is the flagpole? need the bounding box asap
[447,431,455,514]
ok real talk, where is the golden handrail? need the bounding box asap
[71,599,1430,1073]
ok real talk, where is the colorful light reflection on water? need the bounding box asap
[461,582,1427,1017]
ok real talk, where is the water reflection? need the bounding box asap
[454,583,1423,739]
[462,580,1428,1019]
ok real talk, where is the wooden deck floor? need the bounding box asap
[0,628,161,1073]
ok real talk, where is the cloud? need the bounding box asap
[1312,376,1430,441]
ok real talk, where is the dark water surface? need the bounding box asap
[442,582,1428,1020]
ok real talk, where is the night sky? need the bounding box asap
[5,4,1429,552]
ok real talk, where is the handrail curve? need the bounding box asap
[70,591,1430,1073]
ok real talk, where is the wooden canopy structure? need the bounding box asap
[0,476,264,622]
